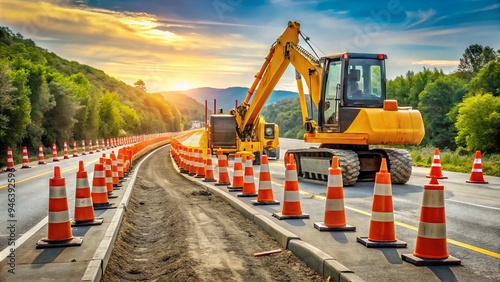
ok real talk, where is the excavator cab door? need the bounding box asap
[321,58,342,128]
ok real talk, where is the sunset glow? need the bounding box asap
[0,0,498,92]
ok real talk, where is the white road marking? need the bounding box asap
[0,216,48,260]
[446,199,500,211]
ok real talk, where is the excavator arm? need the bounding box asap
[236,21,322,138]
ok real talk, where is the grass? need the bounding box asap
[408,145,500,177]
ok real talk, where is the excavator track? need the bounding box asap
[286,148,360,186]
[382,148,413,184]
[286,147,413,186]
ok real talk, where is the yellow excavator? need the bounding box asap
[216,21,425,185]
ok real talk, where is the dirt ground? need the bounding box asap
[102,146,325,282]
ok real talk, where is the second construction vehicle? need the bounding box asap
[226,21,425,185]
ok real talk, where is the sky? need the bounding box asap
[0,0,499,92]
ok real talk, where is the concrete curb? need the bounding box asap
[81,145,168,282]
[172,152,364,281]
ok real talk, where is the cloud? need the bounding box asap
[403,9,437,29]
[0,0,270,91]
[411,60,459,67]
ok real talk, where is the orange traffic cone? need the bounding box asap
[189,148,197,176]
[106,139,110,149]
[179,146,188,173]
[101,139,106,151]
[21,146,31,169]
[228,153,244,191]
[117,153,125,181]
[95,139,100,152]
[251,155,279,205]
[466,151,488,184]
[238,155,258,197]
[402,178,461,266]
[102,157,118,199]
[81,140,86,155]
[73,141,79,157]
[195,149,206,178]
[71,161,103,226]
[63,141,69,159]
[89,140,94,154]
[5,147,15,172]
[272,155,309,219]
[110,152,122,188]
[314,156,355,231]
[203,149,216,182]
[52,143,59,162]
[215,150,231,186]
[38,145,46,165]
[357,158,406,247]
[426,148,447,179]
[36,166,83,248]
[91,163,116,210]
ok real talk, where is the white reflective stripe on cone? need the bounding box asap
[374,183,392,196]
[370,211,394,222]
[260,165,270,173]
[49,210,70,223]
[93,185,107,193]
[259,181,272,190]
[76,178,90,188]
[433,155,440,160]
[473,159,481,164]
[94,170,105,178]
[422,190,444,207]
[327,174,342,187]
[234,170,243,177]
[418,222,446,239]
[431,163,442,167]
[244,175,254,183]
[285,170,298,181]
[50,186,67,198]
[325,198,344,211]
[472,168,483,172]
[284,191,300,202]
[75,198,93,207]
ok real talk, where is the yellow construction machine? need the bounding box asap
[218,21,425,185]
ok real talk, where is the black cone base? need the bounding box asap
[71,217,104,226]
[401,253,461,266]
[357,236,407,248]
[314,222,356,231]
[36,237,83,249]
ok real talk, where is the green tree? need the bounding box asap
[468,61,500,96]
[418,76,467,149]
[457,44,499,80]
[98,91,123,137]
[134,79,146,92]
[454,93,500,152]
[43,73,81,145]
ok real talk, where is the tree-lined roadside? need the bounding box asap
[0,27,183,166]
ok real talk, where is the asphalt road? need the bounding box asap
[0,147,121,251]
[1,138,499,281]
[262,138,500,281]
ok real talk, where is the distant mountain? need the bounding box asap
[161,92,205,127]
[162,87,298,114]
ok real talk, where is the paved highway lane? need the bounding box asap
[0,148,123,251]
[264,138,500,281]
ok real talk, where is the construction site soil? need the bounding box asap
[102,147,324,281]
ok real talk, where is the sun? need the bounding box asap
[174,82,192,91]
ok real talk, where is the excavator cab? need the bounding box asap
[321,53,387,129]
